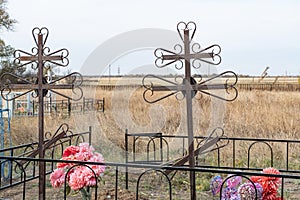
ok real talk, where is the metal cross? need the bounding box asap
[0,27,83,200]
[142,21,238,200]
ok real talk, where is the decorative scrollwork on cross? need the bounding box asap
[0,27,83,102]
[154,22,222,70]
[13,27,69,69]
[142,71,238,103]
[143,21,238,200]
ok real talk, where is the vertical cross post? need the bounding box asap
[183,28,196,199]
[37,33,46,199]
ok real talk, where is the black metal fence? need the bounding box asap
[125,132,300,172]
[1,129,300,199]
[1,156,300,199]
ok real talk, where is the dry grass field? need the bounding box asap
[9,85,300,159]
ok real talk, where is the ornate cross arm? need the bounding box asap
[0,73,35,101]
[48,72,83,101]
[142,71,238,103]
[0,72,83,101]
[155,44,221,69]
[196,71,238,102]
[142,74,181,103]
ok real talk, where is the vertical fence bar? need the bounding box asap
[102,98,105,112]
[233,140,236,168]
[281,177,284,199]
[68,98,71,116]
[160,133,163,162]
[115,166,118,200]
[83,97,85,112]
[88,126,92,145]
[125,129,129,190]
[286,142,289,171]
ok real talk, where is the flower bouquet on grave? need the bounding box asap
[210,167,284,200]
[50,143,105,200]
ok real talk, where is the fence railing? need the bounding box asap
[1,156,300,199]
[125,132,300,186]
[10,97,104,117]
[237,83,300,91]
[2,130,300,199]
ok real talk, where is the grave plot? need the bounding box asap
[0,22,300,200]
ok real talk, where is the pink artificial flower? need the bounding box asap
[57,156,77,168]
[50,168,65,188]
[89,153,105,176]
[82,167,97,187]
[76,143,94,161]
[263,167,281,185]
[79,143,95,152]
[251,167,281,200]
[250,176,261,183]
[63,145,80,157]
[50,143,105,191]
[68,167,86,190]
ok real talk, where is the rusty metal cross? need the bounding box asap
[0,27,83,200]
[142,22,238,200]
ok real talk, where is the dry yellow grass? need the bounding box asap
[9,88,299,158]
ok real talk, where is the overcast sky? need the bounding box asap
[2,0,300,76]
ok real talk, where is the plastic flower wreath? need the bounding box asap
[50,143,105,199]
[210,167,284,200]
[250,167,282,200]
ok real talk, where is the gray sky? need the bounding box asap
[2,0,300,76]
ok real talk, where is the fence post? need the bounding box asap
[83,97,85,112]
[125,129,129,189]
[102,98,105,112]
[88,126,92,145]
[68,99,71,116]
[32,101,35,116]
[49,95,52,113]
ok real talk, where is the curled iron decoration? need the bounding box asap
[42,47,69,67]
[154,21,221,71]
[14,49,38,69]
[32,27,49,47]
[191,44,222,67]
[197,127,229,154]
[177,21,196,42]
[142,74,183,103]
[0,73,34,101]
[43,123,70,152]
[154,45,183,69]
[195,71,238,102]
[142,71,238,103]
[0,72,83,101]
[44,123,70,141]
[49,72,83,101]
[13,27,69,70]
